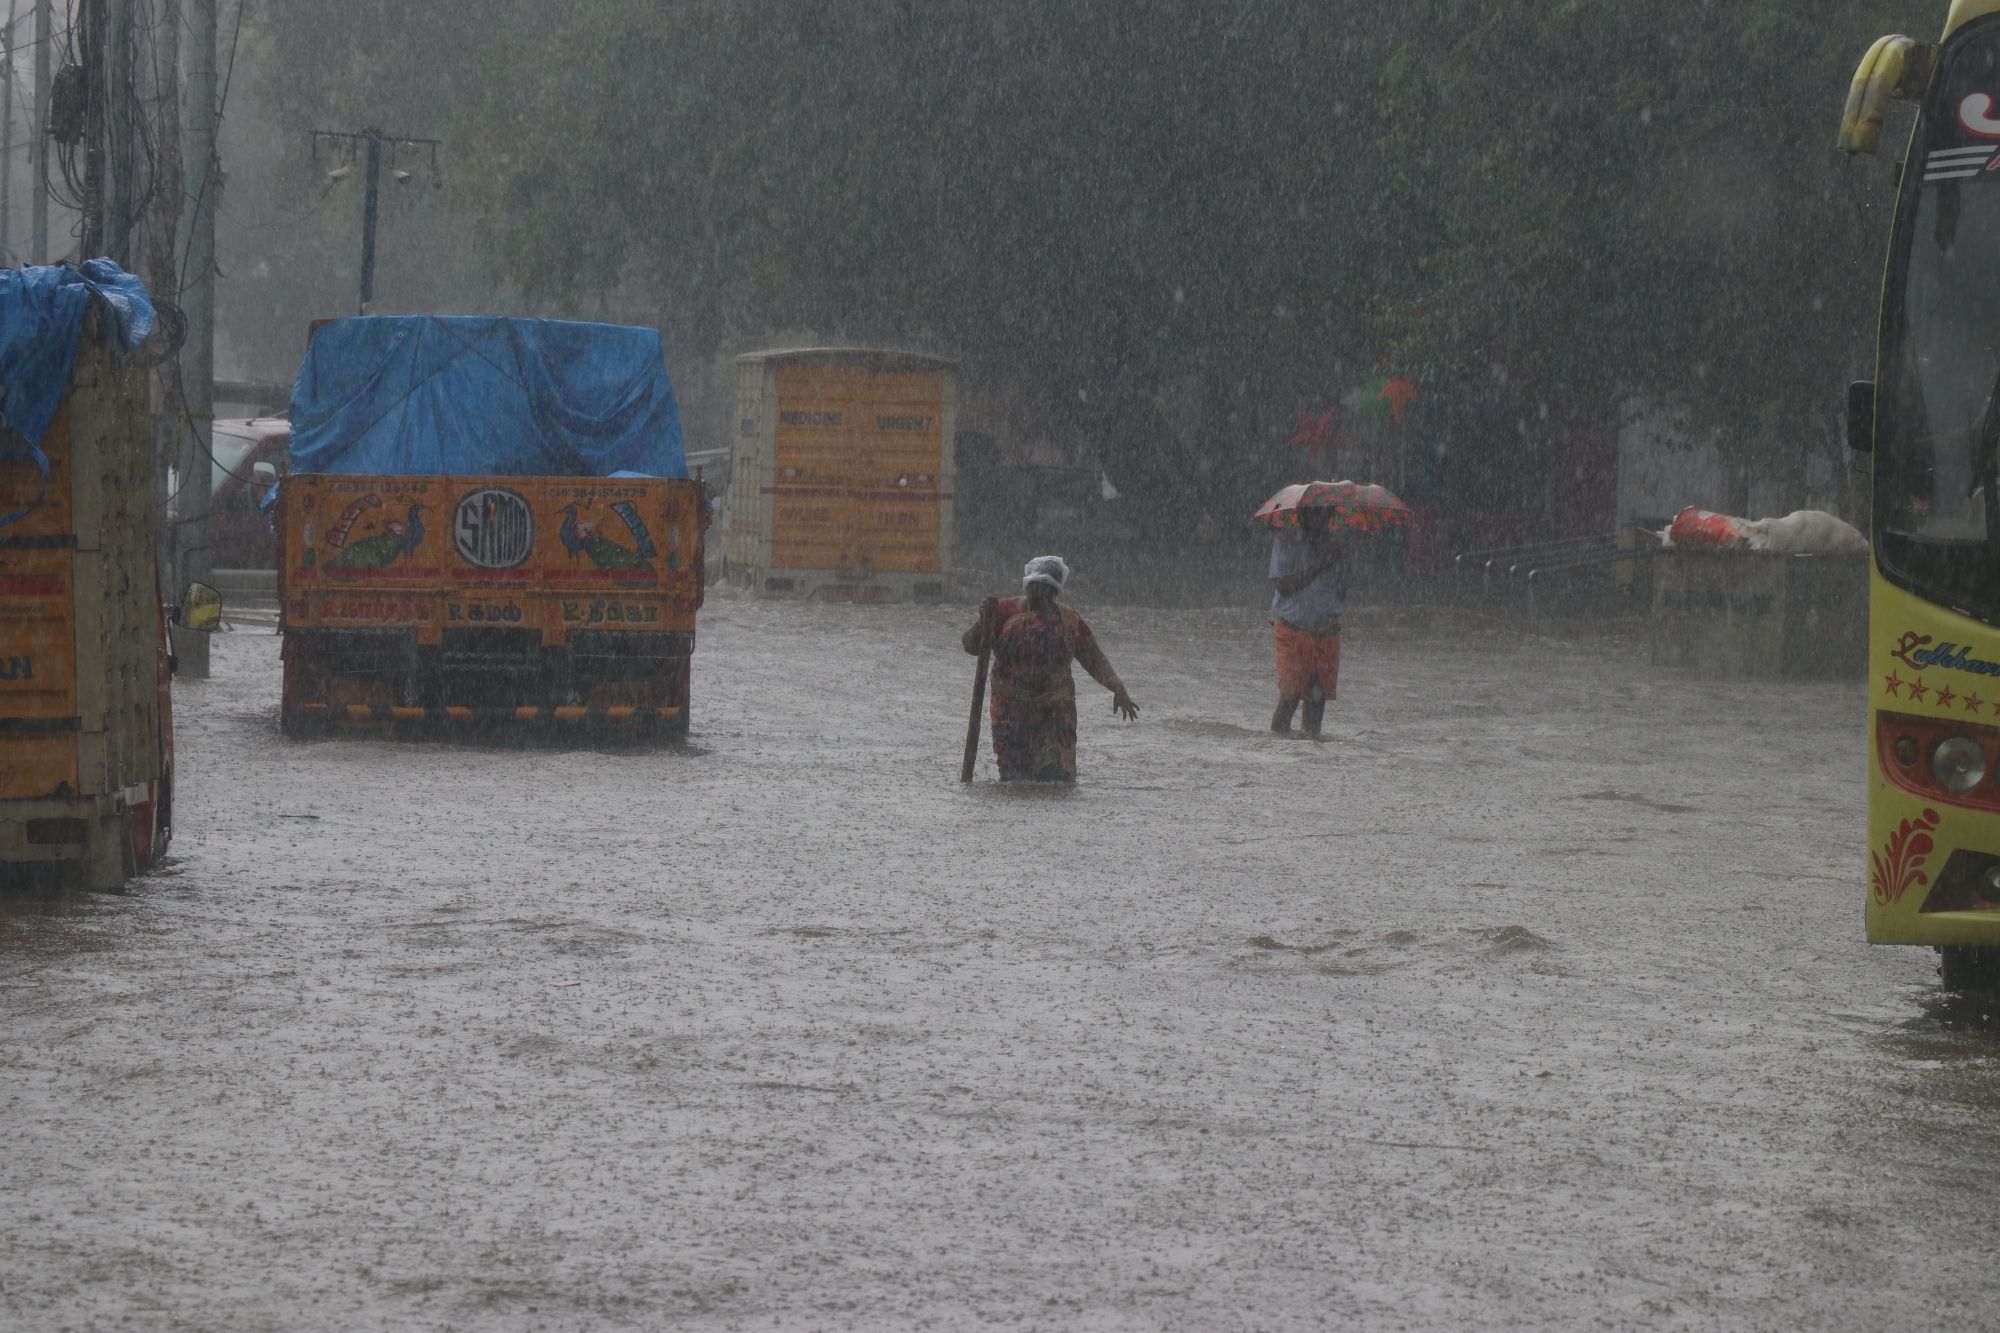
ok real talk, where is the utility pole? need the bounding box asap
[175,0,217,679]
[145,0,181,593]
[310,128,442,314]
[103,0,133,265]
[29,0,47,262]
[2,0,18,261]
[79,0,103,253]
[144,0,180,293]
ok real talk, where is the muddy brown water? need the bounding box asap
[3,597,1992,1330]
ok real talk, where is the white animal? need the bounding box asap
[1735,509,1868,555]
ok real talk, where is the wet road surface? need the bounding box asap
[3,597,1992,1331]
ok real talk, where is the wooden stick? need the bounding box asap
[961,605,993,783]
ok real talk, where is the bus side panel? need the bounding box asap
[1866,565,2000,945]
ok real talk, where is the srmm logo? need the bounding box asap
[453,488,534,569]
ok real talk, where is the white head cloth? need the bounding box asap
[1022,555,1069,592]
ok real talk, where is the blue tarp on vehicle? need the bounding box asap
[0,260,156,528]
[0,259,157,447]
[288,316,687,479]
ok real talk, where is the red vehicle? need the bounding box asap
[198,416,290,569]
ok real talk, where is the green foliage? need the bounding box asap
[239,0,1945,497]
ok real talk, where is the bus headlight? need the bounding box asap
[1932,737,1987,793]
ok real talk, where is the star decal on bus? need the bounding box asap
[1968,693,1988,714]
[1937,685,1958,709]
[1885,671,1905,696]
[1908,679,1931,703]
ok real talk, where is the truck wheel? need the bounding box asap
[1939,946,2000,992]
[280,650,321,740]
[152,773,173,862]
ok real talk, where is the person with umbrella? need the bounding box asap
[1255,481,1410,738]
[961,556,1139,782]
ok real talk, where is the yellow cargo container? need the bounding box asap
[0,335,178,889]
[724,348,956,601]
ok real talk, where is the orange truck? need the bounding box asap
[1,317,219,890]
[723,348,957,601]
[276,316,703,738]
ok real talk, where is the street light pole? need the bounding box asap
[359,131,380,313]
[3,0,18,261]
[29,0,45,261]
[310,127,441,315]
[175,0,218,679]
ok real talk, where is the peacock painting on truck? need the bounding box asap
[322,496,430,579]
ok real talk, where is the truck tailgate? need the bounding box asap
[282,474,705,642]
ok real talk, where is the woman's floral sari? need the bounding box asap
[988,596,1111,782]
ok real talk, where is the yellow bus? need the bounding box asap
[1844,1,2000,984]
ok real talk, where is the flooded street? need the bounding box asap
[3,595,1992,1331]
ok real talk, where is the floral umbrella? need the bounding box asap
[1251,480,1412,533]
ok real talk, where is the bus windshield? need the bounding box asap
[1881,23,2000,624]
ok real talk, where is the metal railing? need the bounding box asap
[1451,529,1658,617]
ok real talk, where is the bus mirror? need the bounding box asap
[1839,35,1937,156]
[174,582,223,633]
[1847,381,1876,454]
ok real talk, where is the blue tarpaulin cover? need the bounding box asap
[0,259,157,447]
[0,260,156,527]
[288,316,686,479]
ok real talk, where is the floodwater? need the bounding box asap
[2,595,1994,1330]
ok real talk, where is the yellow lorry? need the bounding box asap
[1,273,218,890]
[276,315,703,739]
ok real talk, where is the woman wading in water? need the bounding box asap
[961,556,1139,782]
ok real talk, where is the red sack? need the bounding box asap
[1667,507,1748,550]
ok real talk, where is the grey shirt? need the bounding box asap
[1269,528,1344,630]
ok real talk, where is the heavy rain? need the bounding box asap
[3,2,1998,1330]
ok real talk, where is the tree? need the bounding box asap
[232,0,1940,527]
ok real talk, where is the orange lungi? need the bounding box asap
[1273,620,1341,699]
